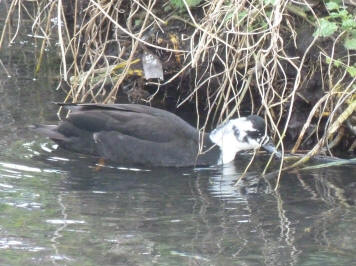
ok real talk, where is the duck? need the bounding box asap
[32,103,278,167]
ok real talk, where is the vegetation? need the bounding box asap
[0,0,355,186]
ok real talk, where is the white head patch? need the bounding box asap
[209,117,266,164]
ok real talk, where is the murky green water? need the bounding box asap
[1,10,356,266]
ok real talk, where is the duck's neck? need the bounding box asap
[217,147,237,165]
[195,134,223,166]
[197,131,240,166]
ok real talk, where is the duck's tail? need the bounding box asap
[29,124,68,141]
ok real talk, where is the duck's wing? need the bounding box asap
[92,130,199,167]
[57,103,198,143]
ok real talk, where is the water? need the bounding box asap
[1,13,356,266]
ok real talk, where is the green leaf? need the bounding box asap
[333,59,342,67]
[341,19,356,31]
[224,12,234,23]
[170,0,201,9]
[325,56,342,67]
[264,0,277,5]
[338,10,349,20]
[238,11,248,22]
[344,37,356,50]
[134,19,142,27]
[329,12,340,18]
[326,1,339,11]
[313,19,338,37]
[188,0,202,7]
[346,66,356,77]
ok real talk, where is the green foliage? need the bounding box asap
[347,65,356,77]
[325,56,356,78]
[342,19,356,31]
[325,1,339,11]
[313,1,356,50]
[313,18,338,37]
[170,0,202,9]
[223,10,248,26]
[264,0,277,5]
[344,36,356,50]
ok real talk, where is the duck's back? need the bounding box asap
[35,104,210,167]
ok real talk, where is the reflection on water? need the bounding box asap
[1,9,356,266]
[1,145,355,265]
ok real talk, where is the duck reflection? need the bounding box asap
[17,144,356,265]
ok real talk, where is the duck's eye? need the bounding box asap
[247,131,261,139]
[233,126,240,137]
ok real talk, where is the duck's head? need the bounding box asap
[209,115,279,164]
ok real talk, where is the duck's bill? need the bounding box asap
[261,141,282,158]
